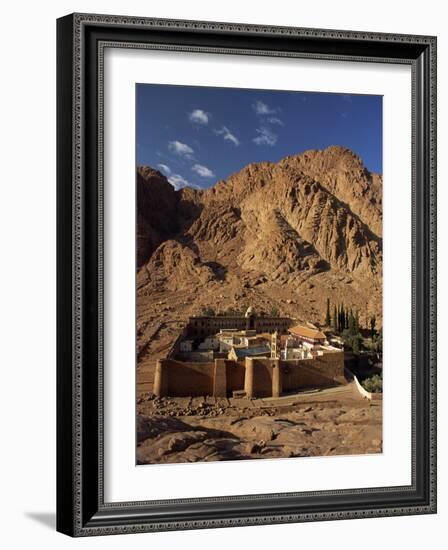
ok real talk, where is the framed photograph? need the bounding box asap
[57,13,437,536]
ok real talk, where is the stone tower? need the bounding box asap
[271,331,279,359]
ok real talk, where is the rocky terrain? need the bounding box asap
[135,146,383,463]
[137,146,382,370]
[137,384,382,464]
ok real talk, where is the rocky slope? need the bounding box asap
[136,146,382,340]
[136,386,382,464]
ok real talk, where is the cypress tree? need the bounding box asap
[370,315,376,337]
[348,308,355,335]
[325,298,331,326]
[354,310,360,334]
[333,305,338,332]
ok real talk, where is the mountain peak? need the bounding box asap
[281,145,366,173]
[277,146,382,237]
[136,146,382,329]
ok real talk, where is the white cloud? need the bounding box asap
[157,163,171,176]
[253,100,276,116]
[189,109,209,125]
[252,101,283,129]
[192,164,215,178]
[168,140,194,158]
[168,174,202,190]
[268,116,283,125]
[168,174,190,190]
[253,127,278,146]
[215,126,240,146]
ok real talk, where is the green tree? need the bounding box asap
[325,298,331,326]
[339,304,346,333]
[354,310,360,333]
[373,329,382,354]
[332,305,338,332]
[362,373,383,393]
[351,333,362,354]
[343,332,361,353]
[270,306,279,317]
[348,308,355,335]
[370,315,377,337]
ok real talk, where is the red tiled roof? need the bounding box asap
[288,325,326,340]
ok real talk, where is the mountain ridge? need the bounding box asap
[136,146,382,330]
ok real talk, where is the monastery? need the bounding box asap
[153,308,345,399]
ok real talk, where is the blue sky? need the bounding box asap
[136,84,382,190]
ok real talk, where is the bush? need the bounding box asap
[362,373,383,393]
[341,330,363,354]
[372,330,382,354]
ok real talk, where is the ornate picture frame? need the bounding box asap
[56,13,437,536]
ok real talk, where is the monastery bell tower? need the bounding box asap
[271,331,279,359]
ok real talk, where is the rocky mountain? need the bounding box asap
[136,146,382,330]
[137,166,179,267]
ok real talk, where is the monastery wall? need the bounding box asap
[154,350,345,398]
[154,359,215,397]
[282,353,342,392]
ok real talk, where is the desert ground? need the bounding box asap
[136,146,383,464]
[137,381,382,464]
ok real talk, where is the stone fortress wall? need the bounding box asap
[152,313,345,398]
[153,350,345,399]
